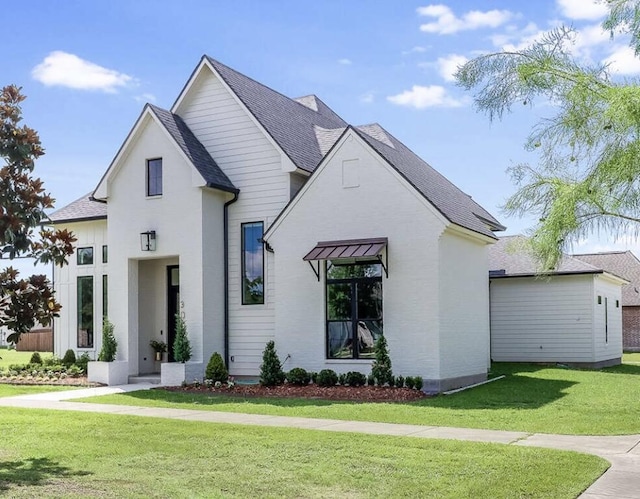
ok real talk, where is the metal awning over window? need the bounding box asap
[303,237,388,280]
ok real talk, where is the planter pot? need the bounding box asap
[155,352,163,362]
[88,361,129,386]
[161,362,203,386]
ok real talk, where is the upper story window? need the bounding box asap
[102,245,108,263]
[77,247,94,265]
[147,158,163,196]
[241,222,264,305]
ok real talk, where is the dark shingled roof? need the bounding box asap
[574,251,640,306]
[489,235,604,276]
[148,104,237,193]
[49,194,107,223]
[205,56,348,174]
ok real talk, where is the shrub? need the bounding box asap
[405,376,415,389]
[29,352,43,364]
[395,375,405,388]
[98,318,118,362]
[62,349,76,366]
[43,355,60,367]
[317,369,338,387]
[345,371,366,387]
[367,374,375,386]
[286,367,311,386]
[414,376,423,391]
[205,352,228,383]
[259,341,285,386]
[310,372,318,385]
[173,313,192,363]
[76,353,91,373]
[371,335,393,386]
[67,365,83,377]
[338,373,346,386]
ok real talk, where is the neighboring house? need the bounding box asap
[573,251,640,351]
[489,236,625,367]
[50,55,505,392]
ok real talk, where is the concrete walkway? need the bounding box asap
[2,384,639,498]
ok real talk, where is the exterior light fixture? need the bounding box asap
[140,231,156,251]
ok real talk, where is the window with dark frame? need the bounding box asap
[77,276,94,348]
[147,158,163,196]
[102,274,108,319]
[326,261,383,359]
[102,245,108,263]
[241,222,264,305]
[77,247,94,265]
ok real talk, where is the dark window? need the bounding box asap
[326,261,382,359]
[147,158,163,196]
[605,296,609,344]
[241,222,264,304]
[77,276,94,348]
[102,245,108,263]
[102,274,108,319]
[77,247,94,265]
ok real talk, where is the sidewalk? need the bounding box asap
[2,384,639,498]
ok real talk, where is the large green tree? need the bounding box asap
[0,85,75,343]
[456,0,640,270]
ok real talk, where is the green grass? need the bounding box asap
[0,384,74,398]
[623,352,640,363]
[0,348,49,368]
[0,408,607,498]
[80,362,640,435]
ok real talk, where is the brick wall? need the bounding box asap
[622,306,640,351]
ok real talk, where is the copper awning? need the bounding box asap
[303,237,388,261]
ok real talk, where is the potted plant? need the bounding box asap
[150,340,167,361]
[88,318,129,385]
[161,311,203,385]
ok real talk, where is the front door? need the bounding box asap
[167,265,180,362]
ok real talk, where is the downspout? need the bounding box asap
[223,191,239,368]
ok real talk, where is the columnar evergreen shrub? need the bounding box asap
[371,335,393,386]
[395,375,405,388]
[405,377,415,389]
[317,369,338,387]
[367,373,375,386]
[338,372,347,386]
[205,352,228,383]
[414,376,424,391]
[98,318,117,362]
[29,352,42,364]
[345,371,366,387]
[62,349,76,366]
[259,340,285,386]
[286,367,311,386]
[310,372,318,385]
[173,313,192,363]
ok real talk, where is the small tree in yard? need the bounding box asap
[371,335,393,386]
[98,318,117,362]
[0,85,76,343]
[259,340,285,386]
[173,312,192,363]
[205,352,228,383]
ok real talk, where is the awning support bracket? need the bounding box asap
[307,260,320,282]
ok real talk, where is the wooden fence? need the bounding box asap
[16,328,53,352]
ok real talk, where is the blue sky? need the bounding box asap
[3,0,637,276]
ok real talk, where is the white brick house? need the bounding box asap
[50,56,505,391]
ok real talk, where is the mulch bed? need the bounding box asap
[164,383,428,402]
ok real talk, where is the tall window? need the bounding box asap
[102,245,108,263]
[77,276,94,348]
[102,275,108,319]
[326,261,383,359]
[241,222,264,304]
[147,158,163,196]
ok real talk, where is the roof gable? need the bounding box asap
[49,193,107,224]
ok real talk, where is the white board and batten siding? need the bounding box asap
[176,66,294,375]
[593,275,623,362]
[53,220,108,358]
[490,273,623,363]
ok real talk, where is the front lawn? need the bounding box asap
[623,352,640,363]
[80,362,640,435]
[0,384,74,398]
[0,348,45,368]
[0,408,606,498]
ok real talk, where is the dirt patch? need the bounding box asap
[165,383,428,402]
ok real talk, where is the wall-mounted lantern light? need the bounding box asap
[140,231,157,251]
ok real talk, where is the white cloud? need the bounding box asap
[32,51,134,92]
[387,85,464,109]
[603,45,640,74]
[436,54,468,82]
[557,0,608,21]
[417,4,514,35]
[338,58,352,65]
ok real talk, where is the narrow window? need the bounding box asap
[77,247,94,265]
[241,222,264,304]
[102,274,108,319]
[605,296,609,344]
[326,262,383,359]
[147,158,163,196]
[77,276,94,348]
[102,245,108,263]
